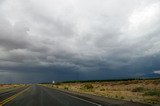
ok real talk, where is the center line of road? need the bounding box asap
[59,91,102,106]
[0,86,30,106]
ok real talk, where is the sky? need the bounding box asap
[0,0,160,83]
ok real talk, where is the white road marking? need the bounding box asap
[59,91,102,106]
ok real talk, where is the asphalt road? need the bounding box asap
[0,87,27,102]
[4,85,151,106]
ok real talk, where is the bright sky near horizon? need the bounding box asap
[0,0,160,83]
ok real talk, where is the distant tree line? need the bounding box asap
[39,77,160,84]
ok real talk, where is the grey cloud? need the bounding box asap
[0,0,160,83]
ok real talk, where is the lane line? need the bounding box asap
[59,91,102,106]
[0,86,30,106]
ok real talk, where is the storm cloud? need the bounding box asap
[0,0,160,83]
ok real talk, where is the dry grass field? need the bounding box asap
[44,78,160,105]
[0,84,25,93]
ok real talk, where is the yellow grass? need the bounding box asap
[0,84,25,93]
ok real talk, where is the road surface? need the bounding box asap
[0,86,27,102]
[0,85,151,106]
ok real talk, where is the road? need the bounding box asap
[0,85,150,106]
[0,87,27,102]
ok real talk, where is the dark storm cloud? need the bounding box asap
[0,0,160,83]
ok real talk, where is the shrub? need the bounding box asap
[64,86,69,90]
[100,88,105,91]
[132,87,145,92]
[121,96,125,99]
[83,84,93,89]
[144,90,160,96]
